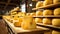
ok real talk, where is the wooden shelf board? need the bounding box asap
[4,19,49,34]
[32,3,60,10]
[37,23,60,31]
[33,15,60,18]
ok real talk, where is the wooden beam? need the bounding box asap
[4,0,11,10]
[0,2,6,4]
[9,3,19,6]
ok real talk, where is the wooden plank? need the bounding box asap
[37,23,60,31]
[32,3,60,10]
[33,15,60,18]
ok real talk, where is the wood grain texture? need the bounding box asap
[0,19,8,34]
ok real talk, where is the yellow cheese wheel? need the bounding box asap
[30,13,36,16]
[53,0,60,4]
[10,7,20,14]
[11,12,17,15]
[36,10,43,16]
[13,16,22,27]
[43,18,52,25]
[54,8,60,16]
[36,1,43,8]
[21,16,36,30]
[17,12,22,16]
[52,30,60,34]
[52,18,60,27]
[43,0,53,6]
[11,7,20,12]
[21,12,26,16]
[35,18,42,23]
[26,13,30,16]
[43,10,52,16]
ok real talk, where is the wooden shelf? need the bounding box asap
[37,23,60,31]
[32,3,60,10]
[4,19,50,34]
[33,15,60,18]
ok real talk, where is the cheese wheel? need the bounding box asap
[36,1,43,8]
[10,7,20,13]
[21,16,36,30]
[43,0,53,6]
[53,0,60,4]
[52,30,60,34]
[11,12,17,15]
[52,19,60,27]
[21,12,26,16]
[30,13,36,16]
[13,16,22,27]
[43,10,52,16]
[43,18,52,25]
[35,18,42,23]
[26,13,30,16]
[54,8,60,16]
[36,10,43,16]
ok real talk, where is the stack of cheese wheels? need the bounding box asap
[54,8,60,16]
[43,0,53,6]
[43,10,52,16]
[21,16,36,30]
[52,18,60,27]
[53,0,60,4]
[43,18,52,25]
[36,10,43,16]
[30,12,36,16]
[35,18,42,23]
[36,1,43,8]
[52,30,60,34]
[13,16,21,27]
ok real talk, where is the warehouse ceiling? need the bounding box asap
[0,0,20,11]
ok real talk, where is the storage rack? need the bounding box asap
[32,0,60,31]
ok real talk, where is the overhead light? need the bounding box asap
[29,3,32,6]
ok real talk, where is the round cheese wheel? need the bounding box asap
[54,8,60,16]
[36,10,43,16]
[52,18,60,27]
[13,16,22,27]
[26,13,30,16]
[53,0,60,4]
[43,0,53,6]
[11,12,17,15]
[21,16,36,30]
[35,18,42,23]
[43,18,52,25]
[52,30,60,34]
[30,13,36,16]
[36,1,43,8]
[43,10,52,16]
[21,12,26,16]
[10,7,20,13]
